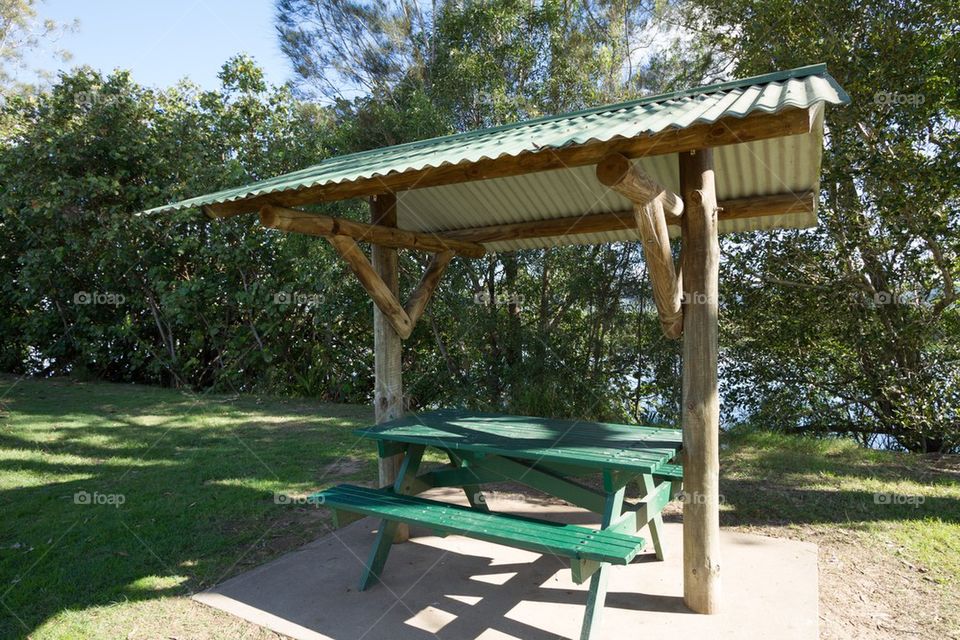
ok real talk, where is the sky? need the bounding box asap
[19,0,293,90]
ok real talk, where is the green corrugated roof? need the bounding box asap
[144,64,849,216]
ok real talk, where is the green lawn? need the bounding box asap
[0,375,378,639]
[0,376,957,639]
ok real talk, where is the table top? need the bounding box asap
[355,409,682,474]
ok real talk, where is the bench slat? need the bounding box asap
[316,484,645,565]
[654,463,683,479]
[323,486,640,559]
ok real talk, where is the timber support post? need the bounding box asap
[371,192,409,542]
[679,148,721,613]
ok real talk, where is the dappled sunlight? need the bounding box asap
[125,574,190,593]
[0,377,379,639]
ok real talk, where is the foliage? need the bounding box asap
[684,0,960,451]
[0,1,956,449]
[0,0,76,92]
[0,57,378,401]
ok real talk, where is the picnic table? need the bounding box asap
[314,409,683,640]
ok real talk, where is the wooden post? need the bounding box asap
[679,148,721,613]
[371,192,408,542]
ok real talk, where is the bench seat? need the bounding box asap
[314,484,646,565]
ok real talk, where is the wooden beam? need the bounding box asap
[637,199,683,339]
[712,191,814,222]
[440,210,639,244]
[679,148,721,614]
[326,234,414,339]
[597,154,683,339]
[205,107,813,217]
[370,193,408,543]
[438,190,815,245]
[404,250,454,327]
[596,153,683,220]
[259,204,485,258]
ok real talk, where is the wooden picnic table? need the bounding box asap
[315,409,683,640]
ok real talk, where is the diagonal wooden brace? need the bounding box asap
[597,153,684,339]
[325,234,453,339]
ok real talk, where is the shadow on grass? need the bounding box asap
[0,377,375,639]
[1,378,956,638]
[718,434,960,528]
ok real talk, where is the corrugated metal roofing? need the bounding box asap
[143,64,849,247]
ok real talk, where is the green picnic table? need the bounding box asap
[314,409,683,640]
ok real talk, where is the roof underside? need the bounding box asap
[144,64,849,250]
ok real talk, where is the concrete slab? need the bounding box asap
[194,489,818,640]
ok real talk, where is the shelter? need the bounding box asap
[145,63,850,614]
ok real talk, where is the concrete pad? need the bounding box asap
[194,489,818,640]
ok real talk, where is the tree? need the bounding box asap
[684,0,960,451]
[0,0,76,92]
[272,0,703,422]
[0,57,382,399]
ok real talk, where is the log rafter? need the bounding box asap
[260,205,485,258]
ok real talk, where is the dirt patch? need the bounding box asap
[321,456,368,477]
[730,524,956,640]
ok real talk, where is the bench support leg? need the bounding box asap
[580,484,625,640]
[641,473,666,560]
[359,445,425,591]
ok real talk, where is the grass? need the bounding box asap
[717,429,960,637]
[0,375,378,639]
[0,375,957,638]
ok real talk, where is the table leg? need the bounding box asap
[358,444,425,591]
[640,473,667,560]
[447,451,490,512]
[580,483,626,640]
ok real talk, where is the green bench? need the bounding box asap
[316,484,646,587]
[326,411,683,640]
